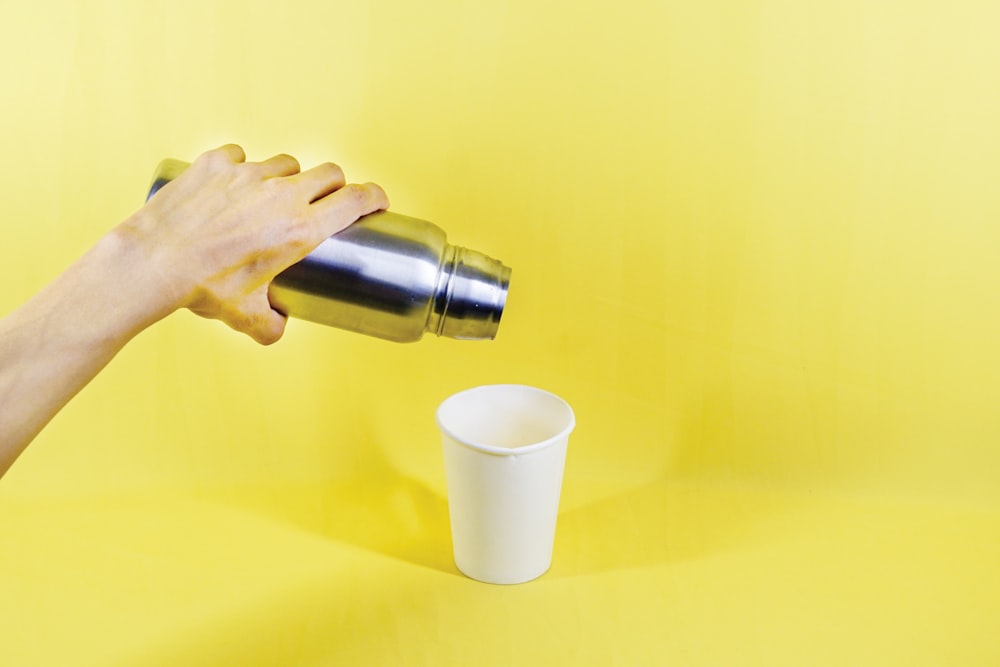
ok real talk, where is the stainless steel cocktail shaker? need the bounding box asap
[147,159,511,343]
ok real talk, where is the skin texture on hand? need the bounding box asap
[0,145,388,476]
[120,144,389,344]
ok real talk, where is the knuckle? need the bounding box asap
[261,171,289,192]
[321,161,346,183]
[343,182,371,205]
[274,153,301,174]
[203,147,232,165]
[194,151,219,170]
[284,222,316,253]
[367,182,388,208]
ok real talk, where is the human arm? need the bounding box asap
[0,144,388,476]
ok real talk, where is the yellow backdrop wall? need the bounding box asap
[2,1,999,665]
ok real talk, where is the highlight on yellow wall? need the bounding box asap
[1,1,999,665]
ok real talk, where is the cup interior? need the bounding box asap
[437,385,575,454]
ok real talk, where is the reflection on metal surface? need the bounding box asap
[147,159,511,342]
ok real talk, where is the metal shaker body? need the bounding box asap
[147,159,511,342]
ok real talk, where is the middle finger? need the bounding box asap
[254,153,301,179]
[286,161,347,203]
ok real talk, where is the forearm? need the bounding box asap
[0,225,175,476]
[0,145,387,478]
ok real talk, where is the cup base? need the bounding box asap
[456,561,551,585]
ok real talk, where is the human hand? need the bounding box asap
[117,144,389,344]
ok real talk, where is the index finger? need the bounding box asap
[206,144,247,164]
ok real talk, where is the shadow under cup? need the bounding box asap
[436,385,576,584]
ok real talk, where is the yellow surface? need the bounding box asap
[2,1,999,665]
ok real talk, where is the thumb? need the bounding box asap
[247,306,288,346]
[233,285,288,345]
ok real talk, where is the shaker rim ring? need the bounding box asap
[435,384,575,456]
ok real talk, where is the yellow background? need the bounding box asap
[2,0,999,664]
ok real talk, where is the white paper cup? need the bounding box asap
[437,384,575,584]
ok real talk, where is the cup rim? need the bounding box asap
[436,384,576,456]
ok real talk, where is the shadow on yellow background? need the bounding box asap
[2,0,1000,665]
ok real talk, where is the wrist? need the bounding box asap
[96,215,189,334]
